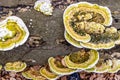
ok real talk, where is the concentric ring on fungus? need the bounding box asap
[63,2,112,42]
[64,49,99,69]
[4,61,27,72]
[0,16,29,51]
[48,57,76,75]
[64,2,120,50]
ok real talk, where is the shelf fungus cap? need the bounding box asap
[0,16,29,51]
[108,59,120,73]
[4,61,27,72]
[48,57,76,75]
[85,59,112,73]
[94,59,112,73]
[64,50,99,69]
[80,41,115,50]
[40,65,59,80]
[34,0,53,15]
[63,2,112,42]
[80,27,120,50]
[115,30,120,44]
[64,31,82,48]
[22,67,46,80]
[64,2,112,26]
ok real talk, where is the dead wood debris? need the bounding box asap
[79,71,120,80]
[112,11,120,15]
[26,35,46,48]
[0,69,27,80]
[56,38,71,46]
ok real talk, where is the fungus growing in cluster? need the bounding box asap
[63,2,112,42]
[64,50,99,69]
[40,65,59,80]
[80,27,120,50]
[4,61,27,72]
[64,31,82,48]
[48,57,76,75]
[63,2,120,50]
[85,57,120,73]
[22,66,46,80]
[34,0,53,15]
[0,16,29,51]
[108,59,120,73]
[86,59,112,73]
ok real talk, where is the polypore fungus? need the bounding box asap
[86,59,112,73]
[34,0,53,15]
[22,66,46,80]
[4,61,27,72]
[64,31,82,48]
[0,16,29,51]
[48,57,76,75]
[64,2,120,50]
[40,65,59,80]
[64,49,99,69]
[108,59,120,73]
[63,2,112,42]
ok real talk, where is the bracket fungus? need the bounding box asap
[108,59,120,73]
[40,65,59,80]
[0,16,29,51]
[63,2,120,50]
[64,31,82,48]
[85,57,120,73]
[94,59,112,73]
[63,2,112,42]
[48,57,76,75]
[4,61,27,72]
[86,59,112,73]
[64,50,99,69]
[34,0,53,15]
[22,66,46,80]
[80,27,120,50]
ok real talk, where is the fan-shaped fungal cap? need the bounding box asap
[0,16,29,51]
[64,50,99,69]
[4,61,27,72]
[22,66,46,80]
[94,59,112,73]
[64,31,82,48]
[80,41,115,50]
[64,2,112,26]
[115,30,120,44]
[48,57,76,75]
[108,59,120,73]
[34,0,53,15]
[40,65,59,80]
[85,59,112,73]
[80,27,120,50]
[63,2,112,42]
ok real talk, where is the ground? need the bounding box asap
[0,0,120,66]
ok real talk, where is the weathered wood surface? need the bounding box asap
[0,0,120,65]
